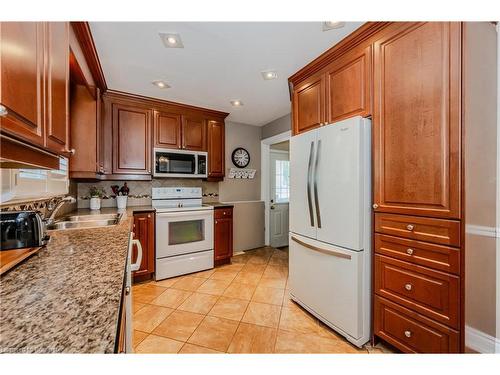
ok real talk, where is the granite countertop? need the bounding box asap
[0,210,134,353]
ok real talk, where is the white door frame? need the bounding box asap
[261,130,292,246]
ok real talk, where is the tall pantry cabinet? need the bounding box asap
[289,22,473,353]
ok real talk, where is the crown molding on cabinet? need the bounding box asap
[71,22,107,91]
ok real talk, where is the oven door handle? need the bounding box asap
[156,210,213,218]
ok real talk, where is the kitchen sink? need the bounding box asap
[46,213,123,230]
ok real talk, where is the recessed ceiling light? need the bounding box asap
[159,33,184,48]
[261,70,278,80]
[230,100,243,107]
[152,80,170,89]
[322,22,345,31]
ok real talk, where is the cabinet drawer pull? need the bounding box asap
[406,224,415,231]
[404,330,412,338]
[372,203,379,209]
[0,105,7,117]
[406,248,414,255]
[404,283,413,291]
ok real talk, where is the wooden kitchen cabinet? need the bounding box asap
[214,207,233,265]
[292,73,326,135]
[154,110,182,149]
[207,119,225,179]
[45,22,70,154]
[132,212,155,281]
[372,22,461,219]
[112,103,152,175]
[182,114,206,151]
[326,44,371,123]
[0,22,70,157]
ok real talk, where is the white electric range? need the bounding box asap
[152,187,214,280]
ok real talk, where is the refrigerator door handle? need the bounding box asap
[307,141,315,227]
[291,236,351,260]
[313,139,322,228]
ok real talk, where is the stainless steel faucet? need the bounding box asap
[45,196,76,225]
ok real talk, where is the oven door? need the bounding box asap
[156,210,214,258]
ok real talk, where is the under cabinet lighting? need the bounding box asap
[230,100,243,107]
[159,33,184,48]
[152,80,170,89]
[322,22,345,31]
[261,70,278,80]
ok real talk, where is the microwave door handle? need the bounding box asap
[307,141,315,227]
[313,139,321,228]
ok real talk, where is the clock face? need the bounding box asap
[231,147,250,168]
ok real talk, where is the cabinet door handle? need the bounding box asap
[406,224,415,231]
[406,248,414,255]
[404,283,413,291]
[372,203,379,209]
[404,330,412,338]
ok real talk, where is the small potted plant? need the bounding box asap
[89,186,105,210]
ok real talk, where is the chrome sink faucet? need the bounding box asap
[45,196,77,225]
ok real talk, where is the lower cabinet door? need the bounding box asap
[132,212,155,278]
[374,296,459,353]
[214,217,232,262]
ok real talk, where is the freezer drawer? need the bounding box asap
[289,233,366,343]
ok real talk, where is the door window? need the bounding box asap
[274,159,290,203]
[169,219,204,245]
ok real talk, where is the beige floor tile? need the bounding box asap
[133,304,174,333]
[209,269,239,282]
[247,255,271,265]
[154,276,183,288]
[171,276,207,292]
[272,248,289,259]
[223,282,256,301]
[242,302,281,328]
[254,247,275,257]
[232,271,262,286]
[230,254,251,264]
[279,305,319,335]
[179,343,224,354]
[275,330,365,354]
[133,284,168,303]
[263,265,288,280]
[208,296,249,321]
[133,330,149,348]
[196,279,231,295]
[242,263,267,274]
[188,316,239,352]
[135,334,184,354]
[218,263,245,272]
[227,322,277,353]
[151,288,192,309]
[178,292,219,314]
[190,268,216,278]
[268,257,289,267]
[252,285,285,306]
[259,277,287,289]
[132,300,146,313]
[153,310,205,342]
[282,290,297,307]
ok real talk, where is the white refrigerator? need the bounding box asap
[289,116,371,347]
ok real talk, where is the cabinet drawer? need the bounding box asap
[214,207,233,219]
[375,213,460,247]
[374,296,459,353]
[375,255,459,329]
[375,234,460,274]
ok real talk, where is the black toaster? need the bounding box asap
[0,211,48,251]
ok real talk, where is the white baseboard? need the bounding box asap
[465,325,500,353]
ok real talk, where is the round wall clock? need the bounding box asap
[231,147,250,168]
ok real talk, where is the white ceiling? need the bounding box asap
[89,22,363,126]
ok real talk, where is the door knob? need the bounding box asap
[372,204,379,209]
[404,283,413,291]
[404,330,412,338]
[406,224,415,231]
[406,248,414,255]
[270,206,275,210]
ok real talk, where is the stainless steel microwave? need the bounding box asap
[153,148,208,178]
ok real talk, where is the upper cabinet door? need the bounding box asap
[0,22,45,146]
[292,73,325,135]
[182,115,206,151]
[326,45,372,123]
[373,22,461,219]
[207,119,225,178]
[153,110,182,149]
[45,22,69,154]
[112,104,152,175]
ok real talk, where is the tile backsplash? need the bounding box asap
[77,178,220,208]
